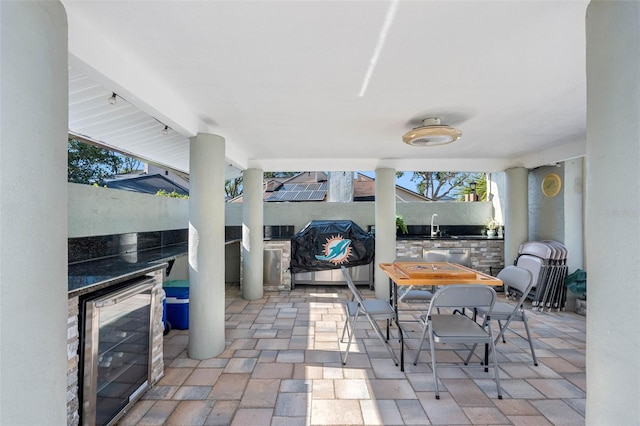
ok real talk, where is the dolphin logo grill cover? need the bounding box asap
[290,220,375,273]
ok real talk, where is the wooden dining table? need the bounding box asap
[379,261,503,371]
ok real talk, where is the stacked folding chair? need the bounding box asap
[541,240,569,311]
[514,240,568,312]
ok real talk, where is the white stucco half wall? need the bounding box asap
[68,184,492,239]
[227,201,493,231]
[68,183,189,237]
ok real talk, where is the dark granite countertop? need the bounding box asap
[397,235,504,241]
[224,237,292,242]
[68,243,188,298]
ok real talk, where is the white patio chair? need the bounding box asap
[413,284,502,399]
[467,265,538,366]
[340,266,401,367]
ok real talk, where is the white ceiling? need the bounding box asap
[63,0,589,177]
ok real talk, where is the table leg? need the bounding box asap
[390,277,399,324]
[484,343,489,372]
[389,277,404,371]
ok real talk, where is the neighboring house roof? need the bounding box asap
[282,171,327,184]
[112,170,146,179]
[396,186,432,202]
[353,173,375,201]
[353,173,430,202]
[228,172,430,202]
[105,174,189,195]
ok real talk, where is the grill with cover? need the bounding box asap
[290,220,374,274]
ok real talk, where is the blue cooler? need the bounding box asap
[163,282,189,330]
[161,289,168,334]
[164,280,190,288]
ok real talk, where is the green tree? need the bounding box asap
[156,189,189,199]
[68,138,145,185]
[120,155,143,174]
[453,173,487,201]
[68,138,122,185]
[263,172,299,178]
[398,171,485,201]
[225,177,243,199]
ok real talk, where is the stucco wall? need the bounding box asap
[489,171,506,225]
[226,201,493,232]
[69,182,493,238]
[68,183,189,237]
[528,165,565,242]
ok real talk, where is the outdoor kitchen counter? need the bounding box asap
[68,243,187,297]
[396,236,504,276]
[398,235,503,240]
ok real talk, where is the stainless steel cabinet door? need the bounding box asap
[263,249,283,285]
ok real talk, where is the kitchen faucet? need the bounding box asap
[430,213,439,237]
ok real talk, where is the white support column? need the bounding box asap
[563,158,585,311]
[242,169,264,300]
[504,167,528,266]
[586,2,640,423]
[327,171,354,202]
[0,2,68,424]
[188,133,226,359]
[374,168,396,300]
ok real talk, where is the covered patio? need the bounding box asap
[119,283,586,425]
[1,1,638,425]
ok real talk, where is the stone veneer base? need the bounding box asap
[245,238,504,293]
[66,268,165,426]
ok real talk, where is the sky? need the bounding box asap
[358,171,418,193]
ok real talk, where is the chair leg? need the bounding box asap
[413,319,429,365]
[342,314,359,365]
[365,314,399,366]
[464,315,489,365]
[464,343,478,365]
[340,317,350,343]
[429,328,440,399]
[488,328,503,399]
[522,315,538,366]
[497,320,506,343]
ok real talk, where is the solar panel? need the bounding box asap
[265,181,328,202]
[280,191,298,201]
[266,192,281,201]
[295,191,313,201]
[309,190,326,200]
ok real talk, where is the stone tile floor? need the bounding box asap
[118,283,586,425]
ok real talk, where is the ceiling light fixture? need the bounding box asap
[402,117,462,147]
[161,125,169,135]
[108,92,117,105]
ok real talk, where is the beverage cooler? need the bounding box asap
[79,277,156,426]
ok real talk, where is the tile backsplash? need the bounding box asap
[68,229,188,264]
